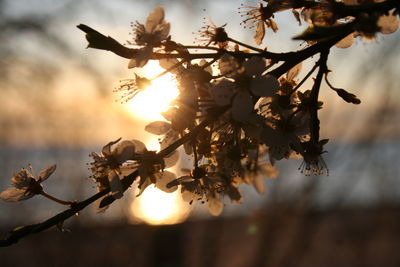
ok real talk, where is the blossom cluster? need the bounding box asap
[1,1,398,221]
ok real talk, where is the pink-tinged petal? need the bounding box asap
[145,121,172,135]
[108,171,123,199]
[286,63,302,81]
[102,138,122,156]
[38,165,56,182]
[145,6,165,33]
[254,20,265,45]
[207,196,223,216]
[155,171,177,193]
[232,91,253,121]
[336,33,354,48]
[113,140,136,164]
[0,188,32,202]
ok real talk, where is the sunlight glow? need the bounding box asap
[124,61,179,121]
[130,185,190,225]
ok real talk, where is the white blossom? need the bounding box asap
[0,165,56,202]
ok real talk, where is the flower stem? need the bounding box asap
[40,191,73,206]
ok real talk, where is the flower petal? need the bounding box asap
[38,165,57,182]
[160,130,179,149]
[155,171,177,193]
[286,63,302,81]
[254,20,265,45]
[113,140,136,164]
[145,121,172,135]
[232,91,253,121]
[251,75,280,97]
[0,188,32,202]
[336,33,354,48]
[243,56,266,76]
[159,58,181,74]
[253,175,265,194]
[378,11,399,34]
[108,171,123,199]
[128,47,152,69]
[164,150,179,168]
[145,6,165,33]
[136,176,152,197]
[207,196,223,216]
[102,138,122,156]
[218,53,241,77]
[132,139,147,153]
[210,79,235,106]
[199,59,213,75]
[155,21,170,41]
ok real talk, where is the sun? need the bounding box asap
[130,185,191,225]
[124,61,179,121]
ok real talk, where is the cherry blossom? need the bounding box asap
[0,165,56,202]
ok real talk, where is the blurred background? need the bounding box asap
[0,0,399,266]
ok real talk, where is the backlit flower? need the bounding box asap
[0,165,56,202]
[90,138,137,199]
[197,20,229,47]
[130,6,170,47]
[114,74,151,102]
[298,140,329,176]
